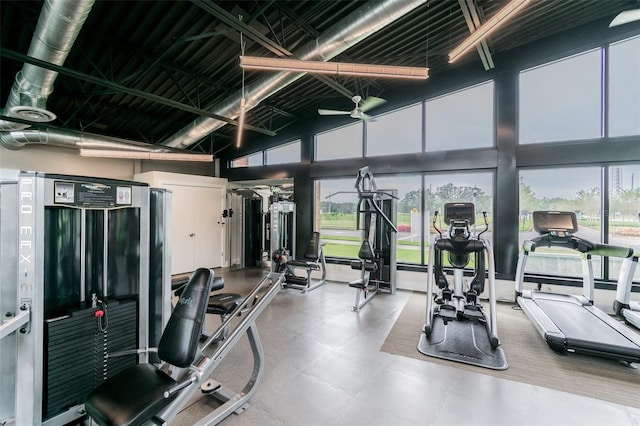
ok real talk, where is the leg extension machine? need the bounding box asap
[283,232,327,293]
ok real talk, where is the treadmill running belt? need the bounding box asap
[536,299,639,350]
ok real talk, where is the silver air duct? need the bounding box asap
[161,0,427,149]
[0,0,95,130]
[0,128,176,152]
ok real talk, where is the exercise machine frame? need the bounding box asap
[85,270,284,425]
[269,201,296,272]
[614,246,640,330]
[0,171,173,425]
[515,210,640,363]
[419,203,506,370]
[344,167,398,312]
[283,232,328,293]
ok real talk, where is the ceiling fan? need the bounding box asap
[318,95,387,120]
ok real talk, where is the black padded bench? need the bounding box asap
[205,292,244,343]
[207,293,244,317]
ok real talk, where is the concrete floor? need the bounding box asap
[174,267,640,426]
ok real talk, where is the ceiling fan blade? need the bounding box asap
[349,110,373,120]
[318,109,351,115]
[359,96,387,112]
[610,9,640,27]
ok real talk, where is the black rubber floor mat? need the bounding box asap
[417,317,508,370]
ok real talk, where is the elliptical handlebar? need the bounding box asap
[477,211,489,240]
[432,210,442,239]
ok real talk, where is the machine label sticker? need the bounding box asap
[54,181,75,204]
[116,186,132,205]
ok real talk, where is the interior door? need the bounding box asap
[192,186,224,269]
[166,184,194,274]
[166,184,225,273]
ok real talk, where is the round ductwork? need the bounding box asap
[9,106,57,122]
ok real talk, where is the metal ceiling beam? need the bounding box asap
[0,47,276,136]
[163,0,429,149]
[458,0,495,70]
[191,0,290,57]
[191,0,354,99]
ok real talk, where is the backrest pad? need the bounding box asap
[158,268,214,367]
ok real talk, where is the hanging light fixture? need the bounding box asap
[449,0,531,63]
[239,56,429,80]
[236,18,247,149]
[79,149,213,162]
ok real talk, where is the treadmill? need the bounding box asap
[515,211,640,363]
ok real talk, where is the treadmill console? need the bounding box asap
[532,211,578,237]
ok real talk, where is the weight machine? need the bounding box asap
[281,231,328,293]
[336,167,397,312]
[268,201,296,272]
[84,269,285,426]
[226,189,264,270]
[0,171,171,425]
[418,203,507,370]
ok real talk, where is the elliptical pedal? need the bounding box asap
[462,305,484,321]
[436,304,457,322]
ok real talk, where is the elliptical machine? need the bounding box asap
[418,203,507,370]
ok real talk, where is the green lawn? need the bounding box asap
[323,242,422,262]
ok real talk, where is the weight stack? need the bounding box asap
[44,300,137,420]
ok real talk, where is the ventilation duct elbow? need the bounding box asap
[1,0,95,129]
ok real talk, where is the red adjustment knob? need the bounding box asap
[94,310,104,318]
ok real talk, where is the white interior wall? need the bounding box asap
[0,146,218,180]
[0,145,137,180]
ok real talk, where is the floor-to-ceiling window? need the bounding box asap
[228,32,639,286]
[518,167,602,278]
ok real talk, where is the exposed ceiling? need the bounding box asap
[1,0,638,158]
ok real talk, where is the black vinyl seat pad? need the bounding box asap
[84,363,178,426]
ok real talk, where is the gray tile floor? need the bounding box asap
[175,268,640,426]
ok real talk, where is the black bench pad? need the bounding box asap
[207,293,243,316]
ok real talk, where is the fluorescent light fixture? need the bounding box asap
[239,56,429,80]
[449,0,531,63]
[236,98,246,148]
[610,9,640,27]
[79,149,213,162]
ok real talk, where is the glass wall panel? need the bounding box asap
[315,122,363,161]
[609,36,640,137]
[231,152,263,168]
[425,81,494,151]
[423,172,494,265]
[374,174,422,264]
[519,167,602,278]
[316,177,360,258]
[519,49,601,144]
[266,140,301,165]
[366,104,421,157]
[608,163,640,282]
